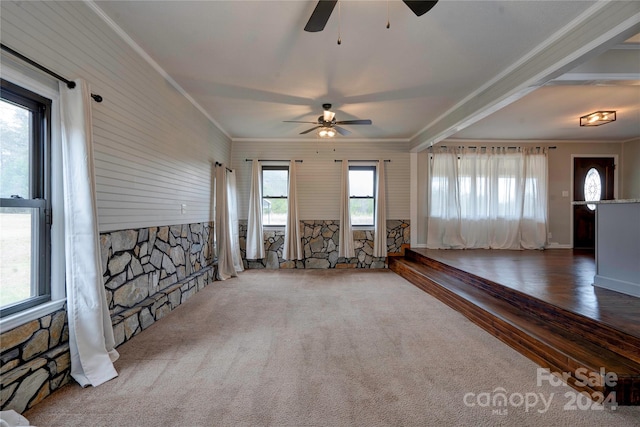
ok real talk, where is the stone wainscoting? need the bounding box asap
[0,222,217,413]
[239,220,410,269]
[0,308,69,414]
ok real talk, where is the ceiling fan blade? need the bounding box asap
[304,0,338,32]
[283,120,318,124]
[335,119,372,125]
[300,126,321,135]
[402,0,438,17]
[334,126,351,136]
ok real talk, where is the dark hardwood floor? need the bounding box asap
[389,248,640,404]
[409,248,640,339]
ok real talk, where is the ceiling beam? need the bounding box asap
[410,1,640,152]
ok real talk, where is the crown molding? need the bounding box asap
[84,0,231,140]
[231,137,410,144]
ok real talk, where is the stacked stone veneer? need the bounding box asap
[1,222,217,413]
[239,220,410,269]
[0,308,69,414]
[101,223,216,346]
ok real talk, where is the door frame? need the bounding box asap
[570,154,618,248]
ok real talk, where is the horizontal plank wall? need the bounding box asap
[0,0,228,412]
[1,0,231,232]
[232,140,410,221]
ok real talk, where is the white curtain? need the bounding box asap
[427,147,547,250]
[215,164,241,280]
[373,160,387,257]
[338,160,355,258]
[60,79,118,387]
[521,149,549,249]
[246,159,264,259]
[426,149,464,249]
[227,169,244,272]
[283,161,302,260]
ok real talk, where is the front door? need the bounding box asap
[573,157,615,250]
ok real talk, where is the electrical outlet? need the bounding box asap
[562,191,569,198]
[181,203,187,214]
[548,232,553,239]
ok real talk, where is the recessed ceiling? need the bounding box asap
[93,1,640,144]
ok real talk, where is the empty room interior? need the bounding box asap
[1,1,640,425]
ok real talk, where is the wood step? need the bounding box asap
[404,249,640,365]
[389,255,640,405]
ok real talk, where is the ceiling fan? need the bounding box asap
[284,104,372,137]
[304,0,439,32]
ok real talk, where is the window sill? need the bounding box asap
[0,299,66,332]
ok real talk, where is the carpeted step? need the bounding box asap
[389,255,640,405]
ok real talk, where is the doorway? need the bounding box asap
[573,157,615,250]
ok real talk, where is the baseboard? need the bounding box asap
[546,243,573,249]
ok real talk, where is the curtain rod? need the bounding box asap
[214,161,232,172]
[1,43,103,103]
[428,145,556,150]
[245,159,303,162]
[334,159,391,162]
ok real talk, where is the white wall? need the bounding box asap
[622,138,640,199]
[231,140,410,221]
[1,1,231,232]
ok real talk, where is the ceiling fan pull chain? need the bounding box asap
[386,0,390,29]
[337,0,342,45]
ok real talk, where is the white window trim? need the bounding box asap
[1,57,66,331]
[349,165,376,228]
[262,165,289,227]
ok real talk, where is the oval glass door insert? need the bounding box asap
[584,168,602,211]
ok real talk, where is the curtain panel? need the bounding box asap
[338,160,355,258]
[283,160,303,260]
[373,160,387,257]
[427,147,548,250]
[215,164,242,280]
[227,169,244,272]
[60,79,119,387]
[246,159,265,259]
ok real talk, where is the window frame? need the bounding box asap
[1,78,52,318]
[261,165,289,227]
[349,165,376,227]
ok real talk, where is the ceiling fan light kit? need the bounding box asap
[318,127,337,138]
[580,111,616,127]
[284,103,372,138]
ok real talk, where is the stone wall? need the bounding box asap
[0,221,217,413]
[239,220,410,269]
[0,308,69,414]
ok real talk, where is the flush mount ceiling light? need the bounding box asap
[580,111,616,126]
[317,127,336,138]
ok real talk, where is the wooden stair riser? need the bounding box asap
[404,250,640,364]
[389,257,640,405]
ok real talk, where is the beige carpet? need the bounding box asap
[25,269,640,426]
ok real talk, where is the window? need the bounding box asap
[584,168,601,211]
[349,166,375,226]
[1,79,52,317]
[262,166,288,226]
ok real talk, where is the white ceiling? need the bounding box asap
[93,0,640,146]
